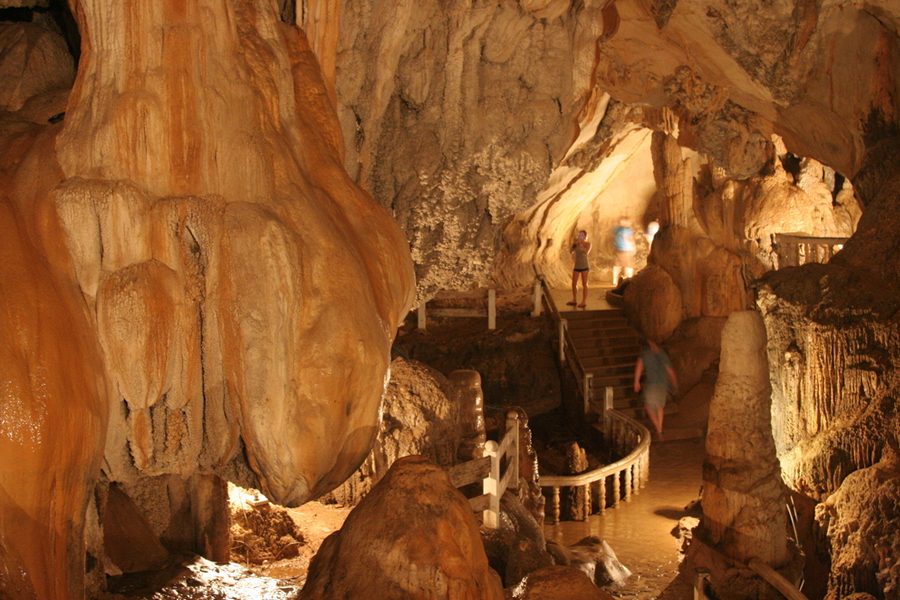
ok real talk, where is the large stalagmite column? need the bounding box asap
[1,0,415,598]
[692,310,801,599]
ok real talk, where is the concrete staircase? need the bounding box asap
[563,308,679,421]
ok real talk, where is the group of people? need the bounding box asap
[566,216,648,308]
[565,216,674,438]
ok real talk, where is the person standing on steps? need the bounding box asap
[567,230,591,308]
[612,217,635,285]
[634,339,678,439]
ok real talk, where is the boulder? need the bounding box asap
[481,491,554,588]
[546,536,632,588]
[510,565,616,600]
[301,456,505,600]
[624,262,683,342]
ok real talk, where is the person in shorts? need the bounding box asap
[567,230,592,308]
[634,339,678,439]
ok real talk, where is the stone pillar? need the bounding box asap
[691,310,802,599]
[560,442,589,521]
[447,370,487,462]
[651,130,690,228]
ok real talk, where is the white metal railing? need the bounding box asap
[417,289,496,330]
[773,232,847,269]
[447,411,519,528]
[535,275,593,410]
[540,406,650,522]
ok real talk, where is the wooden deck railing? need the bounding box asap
[447,411,519,528]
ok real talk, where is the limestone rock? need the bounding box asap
[325,359,481,505]
[546,536,632,588]
[0,2,415,597]
[623,262,683,342]
[815,459,900,600]
[694,311,801,599]
[664,316,727,394]
[300,455,505,600]
[510,565,616,600]
[0,23,74,112]
[336,0,606,295]
[481,491,554,588]
[49,0,416,509]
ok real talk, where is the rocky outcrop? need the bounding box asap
[815,457,900,600]
[325,359,486,505]
[335,0,607,295]
[300,455,505,600]
[510,565,616,600]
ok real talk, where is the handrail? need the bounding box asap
[447,410,519,528]
[537,276,593,407]
[541,409,651,522]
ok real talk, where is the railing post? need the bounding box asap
[532,278,542,317]
[624,464,633,501]
[613,470,621,508]
[604,386,614,437]
[488,289,496,330]
[417,303,426,330]
[598,476,606,513]
[550,486,560,523]
[559,319,567,363]
[583,373,593,415]
[506,410,520,490]
[483,440,500,528]
[694,567,711,600]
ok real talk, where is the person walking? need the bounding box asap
[634,339,678,439]
[612,217,635,285]
[567,230,591,308]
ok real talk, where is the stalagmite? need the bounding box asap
[691,310,802,599]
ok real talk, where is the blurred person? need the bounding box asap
[612,217,635,285]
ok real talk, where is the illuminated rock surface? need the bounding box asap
[0,2,414,597]
[300,455,505,600]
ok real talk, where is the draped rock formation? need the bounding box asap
[0,1,414,597]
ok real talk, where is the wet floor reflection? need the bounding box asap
[543,439,706,599]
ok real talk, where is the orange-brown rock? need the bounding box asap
[300,455,505,600]
[1,1,415,597]
[511,565,616,600]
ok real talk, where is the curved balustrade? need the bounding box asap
[540,408,651,522]
[531,274,651,522]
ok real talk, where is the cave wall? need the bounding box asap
[334,0,606,296]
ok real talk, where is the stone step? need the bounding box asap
[568,326,637,340]
[559,308,624,321]
[581,360,635,375]
[563,317,630,330]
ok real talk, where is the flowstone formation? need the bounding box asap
[755,140,900,597]
[0,2,414,598]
